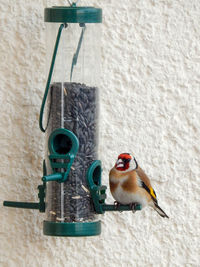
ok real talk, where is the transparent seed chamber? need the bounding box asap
[3,3,142,237]
[43,6,102,235]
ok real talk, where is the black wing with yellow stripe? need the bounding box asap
[141,181,158,204]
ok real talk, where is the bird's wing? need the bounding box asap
[136,167,158,204]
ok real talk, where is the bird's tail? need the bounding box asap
[154,203,169,218]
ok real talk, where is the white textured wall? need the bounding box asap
[1,0,200,266]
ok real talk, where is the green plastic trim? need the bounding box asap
[42,173,62,182]
[38,184,46,212]
[39,160,46,212]
[87,160,102,185]
[48,128,79,155]
[103,204,142,212]
[43,159,47,176]
[47,128,79,182]
[43,220,101,236]
[44,6,102,23]
[3,186,46,212]
[39,23,65,133]
[87,160,106,214]
[3,201,39,209]
[3,161,47,212]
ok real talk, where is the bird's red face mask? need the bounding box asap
[115,153,132,171]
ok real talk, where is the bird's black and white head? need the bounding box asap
[115,153,138,172]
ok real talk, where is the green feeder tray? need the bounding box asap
[43,221,101,237]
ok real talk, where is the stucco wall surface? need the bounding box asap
[0,0,200,266]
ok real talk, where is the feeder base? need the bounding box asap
[43,220,101,236]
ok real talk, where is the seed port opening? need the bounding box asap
[53,134,72,154]
[93,165,101,186]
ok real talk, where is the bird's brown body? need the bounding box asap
[109,167,153,207]
[109,153,169,218]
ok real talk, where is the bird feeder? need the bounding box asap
[4,1,141,237]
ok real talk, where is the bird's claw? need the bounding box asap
[129,203,138,213]
[114,201,123,212]
[114,201,120,209]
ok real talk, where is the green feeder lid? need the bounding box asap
[44,6,102,23]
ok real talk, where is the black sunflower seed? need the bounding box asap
[45,82,99,222]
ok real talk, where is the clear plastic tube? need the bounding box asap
[44,22,101,223]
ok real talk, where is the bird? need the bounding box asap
[109,153,169,218]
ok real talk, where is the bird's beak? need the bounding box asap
[116,159,124,168]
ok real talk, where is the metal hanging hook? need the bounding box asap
[67,0,73,5]
[67,0,80,6]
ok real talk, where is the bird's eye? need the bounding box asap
[124,158,131,163]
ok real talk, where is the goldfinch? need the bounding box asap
[109,153,169,218]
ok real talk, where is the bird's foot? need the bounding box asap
[129,202,139,213]
[114,201,123,212]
